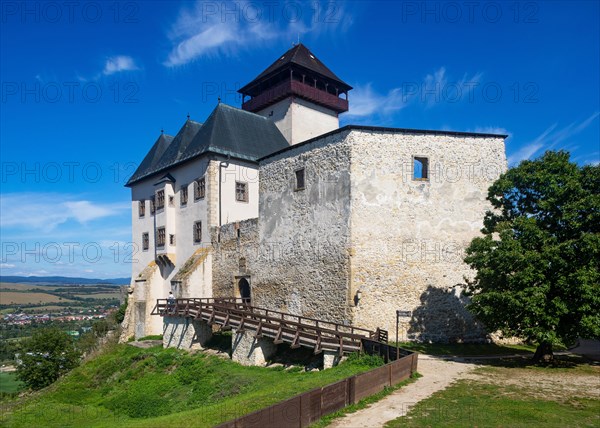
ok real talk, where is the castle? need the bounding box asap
[121,44,507,344]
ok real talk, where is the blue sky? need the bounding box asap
[1,0,598,279]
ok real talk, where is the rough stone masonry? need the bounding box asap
[211,127,507,343]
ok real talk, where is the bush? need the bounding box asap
[92,319,111,337]
[346,352,385,368]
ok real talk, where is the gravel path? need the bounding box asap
[327,355,479,428]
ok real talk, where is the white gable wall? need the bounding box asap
[257,97,339,145]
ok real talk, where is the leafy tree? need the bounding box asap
[16,328,81,390]
[114,301,128,324]
[464,151,600,362]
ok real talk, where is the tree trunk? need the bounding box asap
[533,341,554,363]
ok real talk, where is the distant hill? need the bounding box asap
[0,276,130,285]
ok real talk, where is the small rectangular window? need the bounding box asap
[235,181,248,202]
[142,232,149,250]
[168,195,174,207]
[194,177,206,200]
[413,157,429,180]
[180,185,188,206]
[169,234,176,246]
[193,221,202,243]
[139,200,146,217]
[150,196,156,214]
[157,227,166,247]
[156,189,165,210]
[295,168,305,190]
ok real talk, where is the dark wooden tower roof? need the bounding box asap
[239,44,352,114]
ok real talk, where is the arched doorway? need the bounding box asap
[238,278,251,304]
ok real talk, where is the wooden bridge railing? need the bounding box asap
[152,298,386,356]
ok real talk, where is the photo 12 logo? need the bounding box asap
[400,1,540,24]
[1,81,139,104]
[1,1,140,24]
[197,1,343,24]
[1,241,139,265]
[1,161,139,185]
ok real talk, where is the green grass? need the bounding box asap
[385,364,600,428]
[0,342,385,427]
[0,372,24,394]
[396,342,537,356]
[136,335,162,341]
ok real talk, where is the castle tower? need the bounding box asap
[239,44,352,145]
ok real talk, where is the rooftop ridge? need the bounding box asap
[259,124,509,162]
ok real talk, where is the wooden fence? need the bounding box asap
[215,351,418,428]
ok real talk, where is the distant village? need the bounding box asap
[1,307,115,327]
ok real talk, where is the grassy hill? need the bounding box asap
[1,340,383,427]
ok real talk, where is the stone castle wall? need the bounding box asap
[209,129,506,342]
[211,131,354,323]
[347,130,507,342]
[211,219,259,299]
[249,131,354,322]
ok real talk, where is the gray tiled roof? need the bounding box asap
[181,103,289,162]
[126,104,288,186]
[126,133,174,185]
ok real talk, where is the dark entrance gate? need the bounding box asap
[238,277,251,304]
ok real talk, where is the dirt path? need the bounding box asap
[327,355,479,428]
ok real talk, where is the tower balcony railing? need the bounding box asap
[242,79,349,113]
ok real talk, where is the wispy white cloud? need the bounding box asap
[508,112,599,165]
[0,193,129,232]
[0,263,16,269]
[163,0,353,66]
[103,55,139,75]
[574,151,600,166]
[344,83,406,119]
[422,67,482,108]
[346,67,483,121]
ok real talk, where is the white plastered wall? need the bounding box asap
[257,97,339,145]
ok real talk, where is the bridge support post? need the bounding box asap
[231,329,276,366]
[162,317,213,350]
[323,351,341,369]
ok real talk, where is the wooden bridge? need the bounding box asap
[152,298,388,356]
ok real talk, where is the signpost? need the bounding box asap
[395,310,412,360]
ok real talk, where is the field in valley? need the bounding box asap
[0,292,74,305]
[0,283,121,309]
